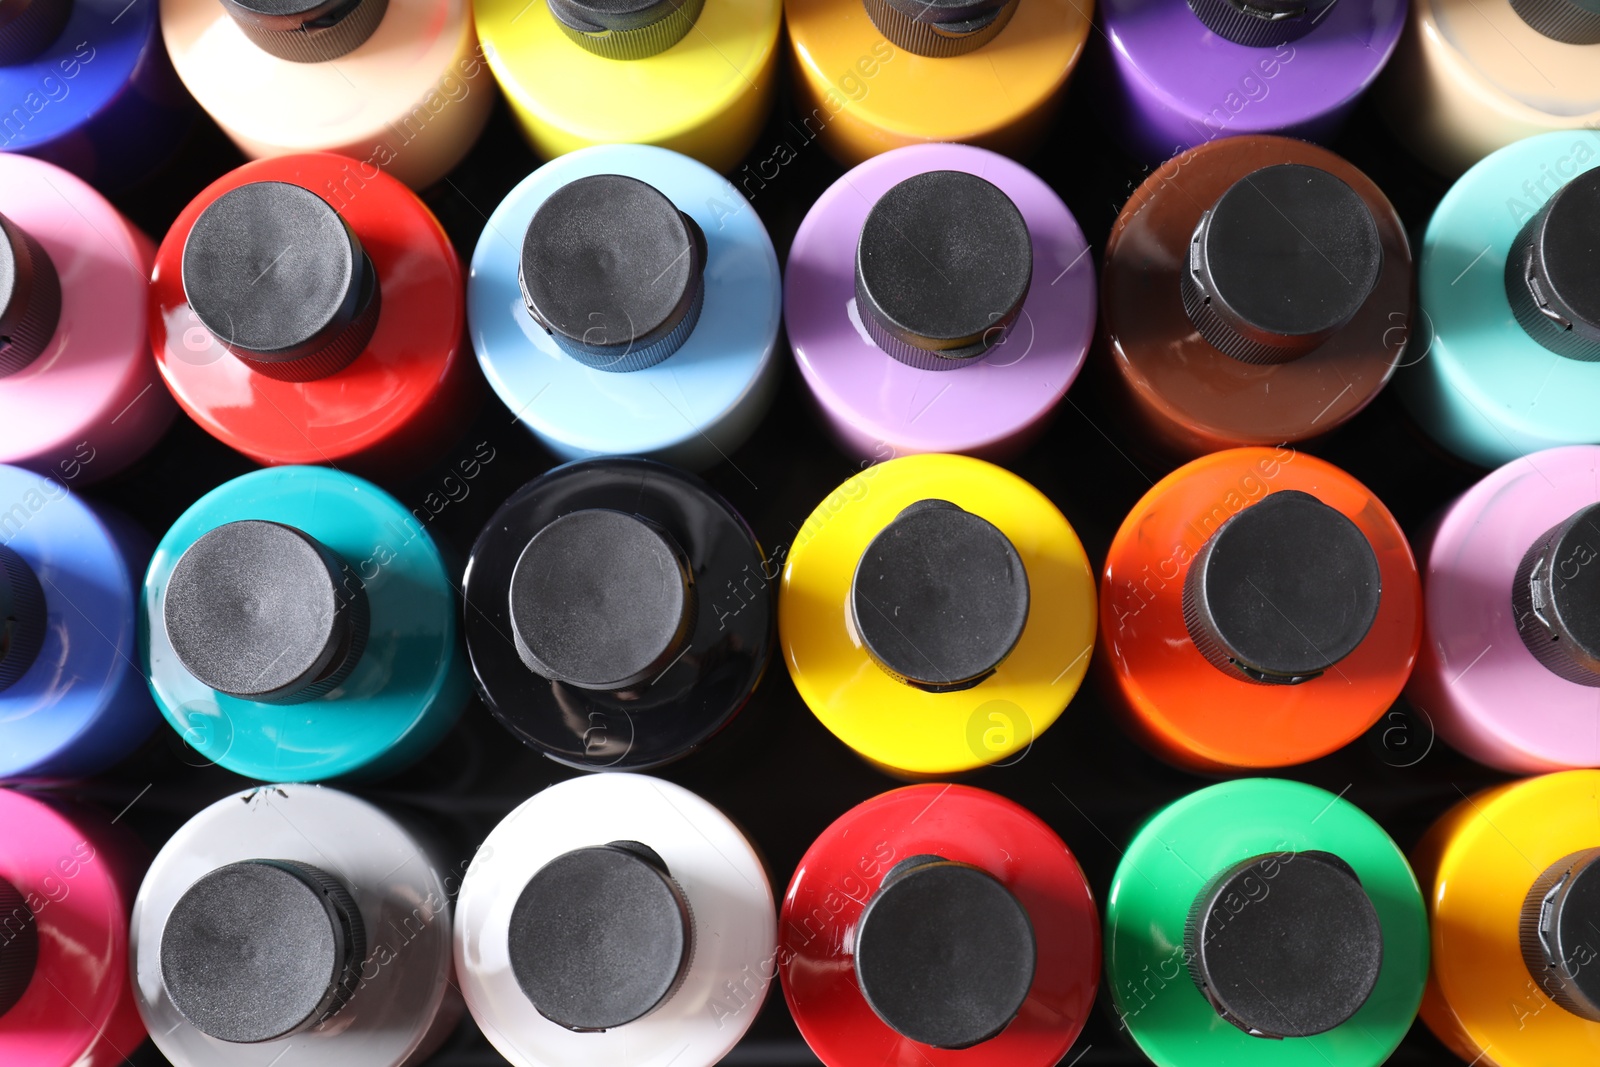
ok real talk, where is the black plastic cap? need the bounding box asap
[1506,169,1600,361]
[0,0,71,65]
[507,842,693,1032]
[218,0,388,61]
[0,212,62,379]
[862,0,1018,56]
[854,855,1035,1049]
[519,175,707,372]
[1186,851,1383,1039]
[547,0,703,58]
[1182,490,1381,685]
[1509,0,1600,41]
[508,508,696,692]
[0,543,45,694]
[1181,164,1383,364]
[0,876,38,1018]
[1185,0,1339,46]
[182,182,381,381]
[163,520,369,704]
[855,172,1032,371]
[160,859,367,1044]
[1512,504,1600,686]
[850,500,1029,693]
[1520,847,1600,1021]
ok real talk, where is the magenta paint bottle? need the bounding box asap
[785,143,1095,463]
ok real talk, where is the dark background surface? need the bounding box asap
[65,39,1510,1066]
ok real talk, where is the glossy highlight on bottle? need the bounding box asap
[1100,448,1421,772]
[779,784,1099,1067]
[140,465,470,782]
[150,153,481,476]
[780,453,1096,776]
[785,143,1095,462]
[1104,778,1429,1067]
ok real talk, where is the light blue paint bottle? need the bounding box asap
[1398,130,1600,468]
[468,144,782,472]
[0,463,156,779]
[140,465,468,782]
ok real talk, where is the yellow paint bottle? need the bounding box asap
[474,0,780,173]
[1414,770,1600,1066]
[782,0,1091,167]
[778,454,1096,776]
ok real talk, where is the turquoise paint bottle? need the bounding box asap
[1398,131,1600,467]
[139,466,469,782]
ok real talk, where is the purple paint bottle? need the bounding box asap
[785,144,1095,463]
[1092,0,1408,163]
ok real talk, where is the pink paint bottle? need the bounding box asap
[0,787,148,1067]
[785,143,1095,463]
[0,154,173,484]
[1408,445,1600,772]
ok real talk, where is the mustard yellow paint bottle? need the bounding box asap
[474,0,780,173]
[778,454,1096,776]
[780,0,1091,167]
[1414,770,1600,1066]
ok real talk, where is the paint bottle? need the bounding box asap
[453,774,776,1067]
[1104,778,1429,1067]
[1100,448,1421,772]
[1380,0,1600,177]
[1396,132,1600,468]
[469,144,781,472]
[463,457,773,771]
[779,453,1097,777]
[140,465,470,782]
[132,783,461,1067]
[0,464,156,780]
[149,154,480,477]
[1090,0,1406,163]
[778,784,1099,1067]
[474,0,779,172]
[782,0,1092,166]
[0,0,193,191]
[0,153,174,483]
[1099,135,1414,462]
[1407,446,1600,772]
[785,143,1095,462]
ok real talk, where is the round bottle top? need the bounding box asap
[1505,169,1600,362]
[159,858,368,1044]
[853,854,1036,1049]
[181,181,382,382]
[217,0,390,61]
[859,0,1019,57]
[1180,164,1383,365]
[507,841,693,1032]
[1184,0,1339,47]
[1508,0,1600,42]
[849,499,1029,694]
[518,174,707,374]
[0,212,62,379]
[1511,503,1600,687]
[508,508,697,692]
[546,0,705,58]
[1520,847,1600,1022]
[1181,489,1382,685]
[0,875,38,1018]
[854,171,1033,372]
[0,542,45,694]
[0,0,71,65]
[1185,850,1383,1039]
[162,520,370,704]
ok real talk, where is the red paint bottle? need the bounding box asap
[778,785,1099,1067]
[149,153,481,476]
